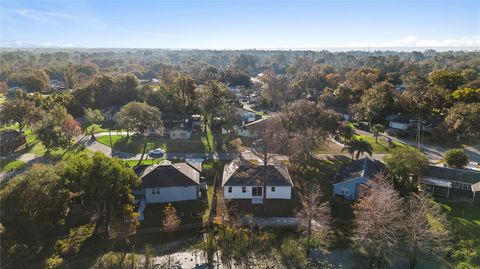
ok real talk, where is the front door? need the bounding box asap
[252,186,263,197]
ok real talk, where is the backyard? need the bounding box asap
[438,201,480,267]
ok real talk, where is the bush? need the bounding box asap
[55,224,95,256]
[444,149,468,169]
[280,238,307,267]
[353,122,369,131]
[44,255,64,269]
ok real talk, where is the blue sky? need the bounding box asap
[1,0,479,49]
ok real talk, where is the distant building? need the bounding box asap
[100,105,122,122]
[222,159,293,204]
[332,157,386,200]
[50,79,67,91]
[169,123,192,140]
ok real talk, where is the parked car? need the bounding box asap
[148,148,165,158]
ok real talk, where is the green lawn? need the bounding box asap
[97,134,207,154]
[353,134,409,154]
[123,159,163,167]
[438,201,480,267]
[85,121,126,134]
[0,160,26,173]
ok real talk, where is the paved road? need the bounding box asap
[354,128,480,162]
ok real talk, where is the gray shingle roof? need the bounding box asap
[423,166,480,185]
[222,159,293,187]
[333,157,386,185]
[139,163,200,188]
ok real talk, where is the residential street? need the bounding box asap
[354,128,480,162]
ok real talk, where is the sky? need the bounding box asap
[1,0,479,50]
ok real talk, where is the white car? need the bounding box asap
[148,148,165,158]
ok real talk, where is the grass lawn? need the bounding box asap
[438,201,480,267]
[0,160,26,173]
[97,134,207,154]
[124,159,163,167]
[0,93,7,104]
[85,120,126,134]
[201,127,215,152]
[353,134,409,154]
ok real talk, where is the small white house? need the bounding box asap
[332,158,386,200]
[389,119,415,131]
[169,123,192,140]
[222,159,293,204]
[135,162,201,204]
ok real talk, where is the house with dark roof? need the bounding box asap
[236,116,275,137]
[222,159,293,204]
[332,157,386,200]
[420,166,480,201]
[135,162,201,204]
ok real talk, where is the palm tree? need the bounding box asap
[371,124,385,143]
[342,140,356,159]
[342,139,374,160]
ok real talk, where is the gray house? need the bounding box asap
[420,165,480,202]
[332,157,386,200]
[135,162,201,204]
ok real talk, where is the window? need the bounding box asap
[252,187,263,197]
[340,188,349,195]
[242,186,247,193]
[452,181,471,190]
[151,188,160,195]
[228,187,232,193]
[271,187,276,192]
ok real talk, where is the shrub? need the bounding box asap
[444,149,468,169]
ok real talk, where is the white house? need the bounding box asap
[169,123,192,140]
[135,162,201,204]
[389,118,415,131]
[332,157,386,200]
[222,159,293,204]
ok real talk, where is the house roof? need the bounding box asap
[423,166,480,185]
[222,159,293,187]
[186,161,202,173]
[333,157,386,185]
[243,116,273,128]
[170,122,191,132]
[234,107,254,116]
[139,163,200,188]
